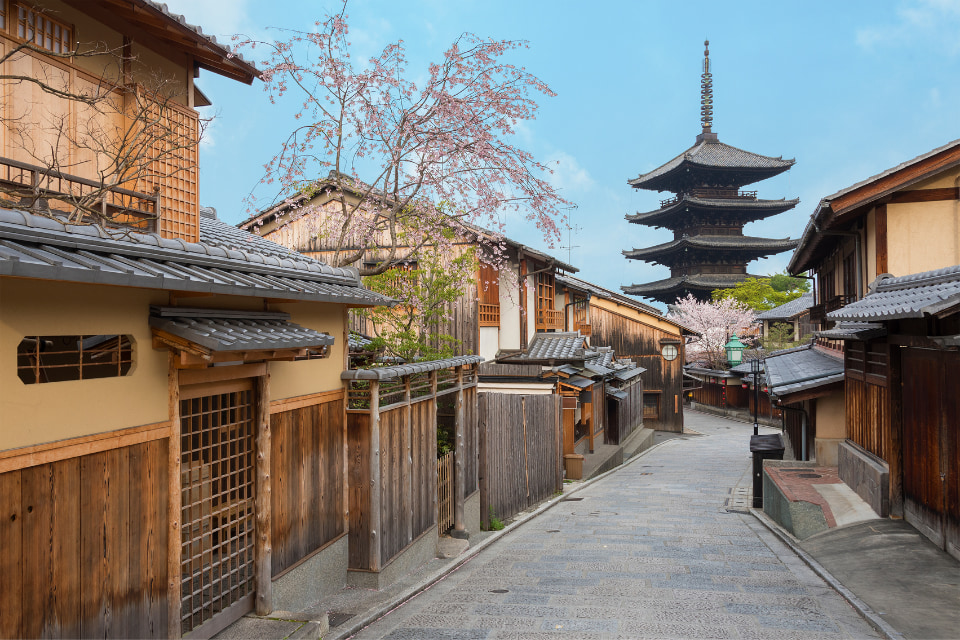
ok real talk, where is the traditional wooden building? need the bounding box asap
[623,42,798,305]
[780,139,960,557]
[556,274,694,432]
[756,293,814,343]
[238,183,577,361]
[0,4,397,638]
[825,266,959,561]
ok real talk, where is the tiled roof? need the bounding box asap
[149,307,333,352]
[557,274,663,316]
[827,265,960,321]
[624,235,798,261]
[341,355,483,381]
[0,208,392,306]
[756,293,814,321]
[629,138,795,191]
[526,332,587,361]
[560,375,594,389]
[764,344,844,398]
[623,273,759,296]
[348,332,376,351]
[816,322,887,341]
[626,196,799,227]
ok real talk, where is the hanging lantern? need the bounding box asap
[723,333,746,366]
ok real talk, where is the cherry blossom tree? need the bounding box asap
[237,1,568,275]
[668,294,756,369]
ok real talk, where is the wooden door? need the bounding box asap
[901,348,960,558]
[178,379,257,637]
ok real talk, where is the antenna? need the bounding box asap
[559,205,581,264]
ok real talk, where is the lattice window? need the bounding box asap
[643,393,660,420]
[16,334,133,384]
[16,4,73,54]
[536,272,555,312]
[180,384,256,635]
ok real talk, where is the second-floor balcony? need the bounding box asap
[809,294,857,324]
[536,307,564,331]
[0,156,159,231]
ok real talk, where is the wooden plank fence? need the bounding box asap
[437,451,454,534]
[478,393,561,528]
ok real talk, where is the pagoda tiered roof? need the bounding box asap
[626,194,799,230]
[624,235,799,266]
[622,272,757,304]
[628,134,795,193]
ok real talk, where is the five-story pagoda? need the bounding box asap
[622,41,799,306]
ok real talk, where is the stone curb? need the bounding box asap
[751,509,905,640]
[330,432,680,639]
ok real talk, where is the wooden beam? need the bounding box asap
[888,187,960,204]
[254,374,272,615]
[369,381,382,572]
[166,354,182,639]
[453,367,466,536]
[888,346,904,518]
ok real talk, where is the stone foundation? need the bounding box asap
[271,534,348,614]
[346,528,438,590]
[838,440,889,517]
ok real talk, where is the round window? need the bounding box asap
[661,344,678,361]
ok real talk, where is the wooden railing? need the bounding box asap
[437,450,454,534]
[0,155,159,230]
[479,303,500,327]
[536,307,564,331]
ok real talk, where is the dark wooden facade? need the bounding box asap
[478,393,562,527]
[587,304,686,432]
[606,378,644,445]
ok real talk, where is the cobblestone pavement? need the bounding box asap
[351,412,881,640]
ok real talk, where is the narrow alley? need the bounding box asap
[350,412,880,639]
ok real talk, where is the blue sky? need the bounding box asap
[164,0,960,309]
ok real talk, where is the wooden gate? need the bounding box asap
[179,380,257,637]
[437,450,454,534]
[901,348,960,559]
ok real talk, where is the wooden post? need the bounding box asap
[404,375,413,545]
[166,354,182,639]
[478,392,488,530]
[562,399,576,456]
[889,344,904,517]
[369,380,382,572]
[453,367,467,537]
[254,374,272,615]
[585,399,594,454]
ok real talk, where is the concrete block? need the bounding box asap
[271,535,348,615]
[762,469,829,540]
[347,528,439,590]
[465,490,481,537]
[837,440,889,517]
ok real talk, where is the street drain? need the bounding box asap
[724,507,750,514]
[546,529,560,533]
[563,497,584,501]
[490,589,509,593]
[639,472,653,476]
[799,473,822,478]
[328,612,355,628]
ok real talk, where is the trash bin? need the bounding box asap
[750,434,784,508]
[564,453,585,480]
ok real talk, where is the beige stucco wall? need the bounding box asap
[888,200,960,276]
[814,391,846,465]
[498,260,522,351]
[0,279,169,451]
[270,301,350,398]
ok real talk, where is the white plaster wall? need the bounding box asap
[478,326,500,361]
[499,262,522,351]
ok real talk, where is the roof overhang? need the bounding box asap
[150,307,333,367]
[340,355,483,381]
[67,0,260,84]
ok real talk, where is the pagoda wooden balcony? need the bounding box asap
[536,308,564,331]
[479,303,500,327]
[0,156,158,231]
[660,190,758,207]
[809,294,857,324]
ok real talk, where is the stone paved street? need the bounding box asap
[351,411,881,639]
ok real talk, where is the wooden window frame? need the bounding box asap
[16,334,134,384]
[12,2,74,55]
[478,261,500,327]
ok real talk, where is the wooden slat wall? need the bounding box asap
[347,412,371,571]
[589,305,684,432]
[609,380,643,445]
[462,386,479,497]
[379,399,436,566]
[0,440,168,638]
[478,393,561,527]
[270,397,345,577]
[691,382,725,408]
[846,376,891,463]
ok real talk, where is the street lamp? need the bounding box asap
[750,357,762,436]
[724,333,746,366]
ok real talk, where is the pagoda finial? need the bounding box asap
[700,39,713,134]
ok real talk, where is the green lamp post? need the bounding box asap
[724,333,746,366]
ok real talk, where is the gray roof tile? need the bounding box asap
[149,307,334,352]
[816,321,887,341]
[763,344,844,398]
[341,355,483,381]
[756,293,814,321]
[827,265,960,321]
[625,235,798,260]
[627,196,799,226]
[0,209,392,306]
[526,332,587,361]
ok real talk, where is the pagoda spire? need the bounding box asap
[700,40,713,134]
